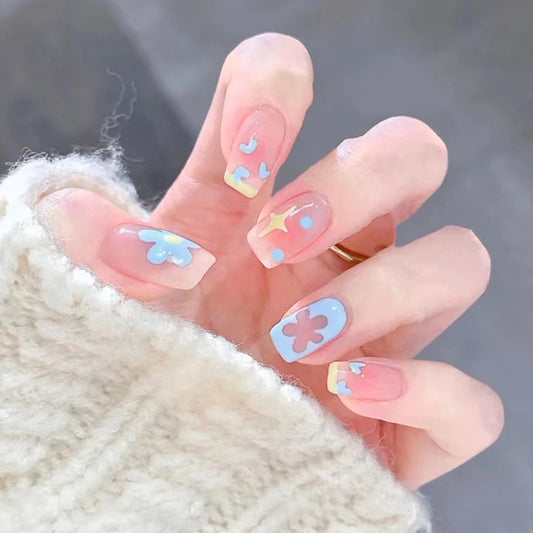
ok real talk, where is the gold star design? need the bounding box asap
[258,206,297,238]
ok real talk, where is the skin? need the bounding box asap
[37,33,504,490]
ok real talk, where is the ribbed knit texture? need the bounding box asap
[0,153,430,532]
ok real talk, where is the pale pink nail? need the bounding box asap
[327,360,406,400]
[101,224,215,290]
[247,192,331,267]
[223,107,285,198]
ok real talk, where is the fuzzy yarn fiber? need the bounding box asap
[0,153,430,532]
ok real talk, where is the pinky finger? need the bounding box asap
[327,358,504,488]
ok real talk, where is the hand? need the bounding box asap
[37,33,503,490]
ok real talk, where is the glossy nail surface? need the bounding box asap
[270,297,347,362]
[101,224,215,289]
[327,360,406,400]
[224,107,285,198]
[248,192,331,267]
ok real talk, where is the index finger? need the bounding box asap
[151,33,314,246]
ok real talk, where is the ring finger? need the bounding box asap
[268,225,490,364]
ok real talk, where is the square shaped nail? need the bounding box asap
[247,192,331,267]
[223,107,285,198]
[101,224,215,290]
[270,297,347,362]
[327,360,405,400]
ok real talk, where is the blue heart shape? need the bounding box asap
[231,165,250,183]
[336,380,352,396]
[239,137,257,155]
[349,362,366,375]
[258,161,271,179]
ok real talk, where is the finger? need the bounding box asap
[326,357,504,488]
[247,116,447,268]
[151,33,314,247]
[269,225,490,364]
[36,188,215,301]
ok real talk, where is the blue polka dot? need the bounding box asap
[271,248,285,262]
[300,215,313,229]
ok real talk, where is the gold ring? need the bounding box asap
[329,243,369,264]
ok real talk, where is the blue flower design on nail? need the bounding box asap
[138,228,200,267]
[270,297,348,363]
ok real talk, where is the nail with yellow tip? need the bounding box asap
[223,107,285,198]
[327,362,341,394]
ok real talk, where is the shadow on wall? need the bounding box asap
[0,0,193,203]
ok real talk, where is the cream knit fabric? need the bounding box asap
[0,153,430,533]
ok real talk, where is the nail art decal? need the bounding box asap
[270,297,347,362]
[239,136,258,155]
[349,361,366,375]
[137,228,200,266]
[224,168,256,198]
[271,248,285,262]
[248,192,331,268]
[258,162,271,179]
[224,107,285,198]
[336,380,352,395]
[100,224,215,290]
[281,309,328,352]
[228,165,250,185]
[327,361,405,401]
[327,362,366,396]
[258,206,296,237]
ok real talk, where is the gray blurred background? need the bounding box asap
[0,1,530,531]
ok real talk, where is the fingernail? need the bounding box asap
[247,192,331,267]
[101,224,215,290]
[223,107,285,198]
[327,360,406,400]
[270,297,347,362]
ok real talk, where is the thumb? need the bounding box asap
[36,188,215,300]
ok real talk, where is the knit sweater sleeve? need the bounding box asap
[0,153,429,533]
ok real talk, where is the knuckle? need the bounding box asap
[385,116,446,151]
[438,368,504,459]
[370,116,448,189]
[396,116,448,182]
[443,225,492,295]
[473,381,505,450]
[247,33,311,67]
[226,33,313,84]
[369,253,428,323]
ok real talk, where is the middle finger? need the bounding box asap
[247,116,447,268]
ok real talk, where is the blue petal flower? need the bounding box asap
[137,228,201,267]
[138,228,164,243]
[146,245,169,265]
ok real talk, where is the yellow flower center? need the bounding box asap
[164,234,182,244]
